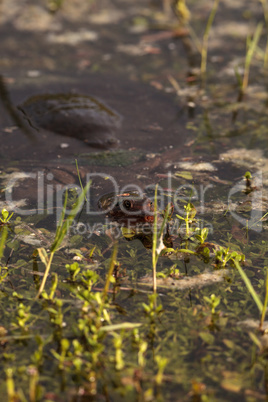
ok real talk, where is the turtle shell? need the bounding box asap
[18,93,122,148]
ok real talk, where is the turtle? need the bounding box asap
[18,93,122,148]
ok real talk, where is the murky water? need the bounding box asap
[1,0,268,401]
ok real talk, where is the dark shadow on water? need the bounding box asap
[0,75,36,142]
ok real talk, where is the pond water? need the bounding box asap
[1,0,268,401]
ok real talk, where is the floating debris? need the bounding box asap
[138,268,229,290]
[47,30,98,45]
[176,161,217,172]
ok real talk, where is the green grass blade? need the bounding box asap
[201,0,220,85]
[75,159,88,202]
[234,259,263,313]
[52,190,68,250]
[0,226,8,260]
[100,322,142,332]
[51,180,91,252]
[260,267,268,329]
[159,203,172,240]
[243,23,263,91]
[152,185,158,293]
[35,251,55,299]
[102,243,118,302]
[36,179,91,298]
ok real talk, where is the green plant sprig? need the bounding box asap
[201,0,220,86]
[75,159,88,202]
[233,258,268,331]
[176,202,197,237]
[0,208,13,224]
[242,23,263,93]
[0,225,8,260]
[35,180,91,299]
[152,186,173,293]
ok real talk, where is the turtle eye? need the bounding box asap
[123,199,132,210]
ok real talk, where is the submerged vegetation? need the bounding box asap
[1,170,268,400]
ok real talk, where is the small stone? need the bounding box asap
[27,70,41,78]
[60,143,70,149]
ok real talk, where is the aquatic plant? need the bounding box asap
[259,0,268,66]
[176,202,197,237]
[0,208,13,224]
[200,0,220,86]
[36,180,91,298]
[233,22,263,122]
[47,0,65,12]
[203,293,221,315]
[215,247,244,268]
[194,227,209,245]
[152,185,173,292]
[242,23,263,94]
[234,258,268,331]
